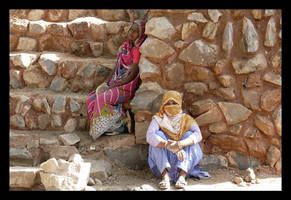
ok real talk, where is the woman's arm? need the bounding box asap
[179,124,202,147]
[108,63,139,89]
[187,123,202,144]
[105,68,115,84]
[146,118,168,148]
[168,124,202,150]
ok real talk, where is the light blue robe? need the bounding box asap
[146,119,211,183]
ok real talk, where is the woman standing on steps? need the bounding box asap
[86,19,147,141]
[146,90,211,190]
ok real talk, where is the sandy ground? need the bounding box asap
[93,164,282,191]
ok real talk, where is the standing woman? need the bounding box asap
[86,19,147,140]
[146,90,211,190]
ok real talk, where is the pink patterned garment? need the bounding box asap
[86,20,147,140]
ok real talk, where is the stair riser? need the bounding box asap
[10,9,136,23]
[10,52,114,93]
[10,129,135,167]
[10,18,132,56]
[10,92,90,131]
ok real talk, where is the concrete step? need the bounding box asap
[10,16,132,56]
[10,51,115,93]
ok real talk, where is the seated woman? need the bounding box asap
[86,19,147,140]
[146,90,211,190]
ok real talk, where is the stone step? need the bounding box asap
[9,88,90,131]
[10,16,133,56]
[9,166,42,189]
[10,9,138,23]
[9,86,134,132]
[10,51,115,93]
[9,129,136,167]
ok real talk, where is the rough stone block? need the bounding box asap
[83,158,112,180]
[104,144,148,170]
[40,157,59,173]
[199,154,228,171]
[16,37,37,51]
[10,166,40,188]
[59,133,80,146]
[49,146,79,160]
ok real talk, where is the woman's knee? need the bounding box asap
[181,131,194,140]
[187,144,203,160]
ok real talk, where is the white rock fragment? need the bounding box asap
[59,133,80,146]
[208,9,223,22]
[222,22,233,56]
[40,157,59,173]
[241,17,259,53]
[68,153,83,163]
[265,9,275,17]
[187,12,208,23]
[39,154,91,191]
[265,16,277,47]
[244,168,258,184]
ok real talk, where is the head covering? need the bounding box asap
[107,19,147,86]
[118,19,147,67]
[156,91,182,118]
[153,90,197,141]
[132,19,147,47]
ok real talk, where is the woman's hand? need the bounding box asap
[106,64,139,90]
[166,140,182,153]
[117,63,139,86]
[175,149,186,161]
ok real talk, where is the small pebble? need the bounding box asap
[94,178,103,185]
[255,179,260,184]
[87,177,95,186]
[233,176,243,184]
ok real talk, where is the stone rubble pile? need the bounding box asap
[39,153,95,191]
[232,168,259,187]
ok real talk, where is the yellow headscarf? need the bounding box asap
[154,90,197,141]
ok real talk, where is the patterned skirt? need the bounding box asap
[86,74,139,140]
[89,103,125,140]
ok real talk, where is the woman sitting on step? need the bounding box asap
[146,90,211,190]
[86,19,147,141]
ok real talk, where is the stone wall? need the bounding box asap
[131,9,281,171]
[9,9,281,172]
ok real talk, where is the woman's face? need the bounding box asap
[127,23,139,42]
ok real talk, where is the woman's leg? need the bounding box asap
[89,108,122,140]
[175,131,203,172]
[175,169,187,189]
[147,130,173,189]
[159,168,171,190]
[148,131,172,176]
[175,143,203,174]
[160,130,202,185]
[174,131,211,180]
